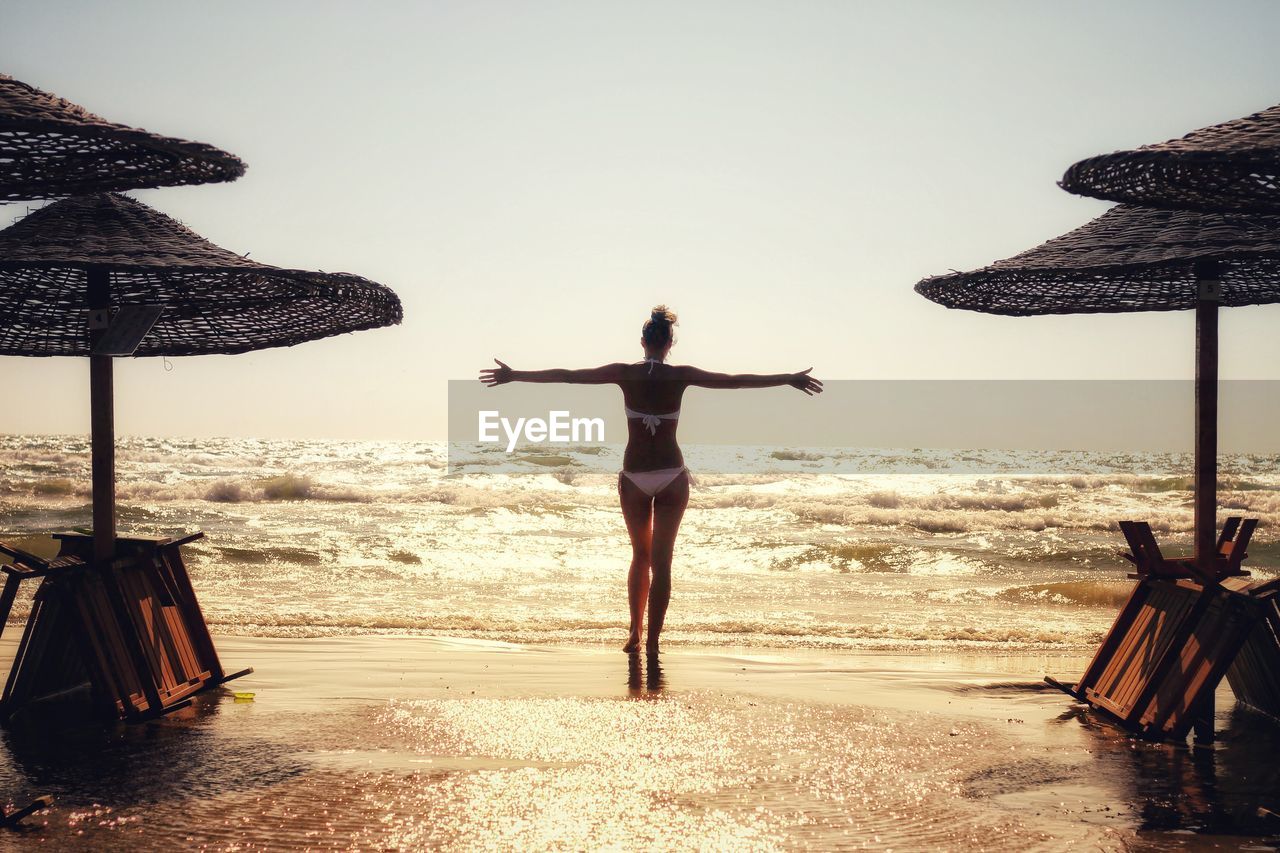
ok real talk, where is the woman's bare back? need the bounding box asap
[618,362,688,472]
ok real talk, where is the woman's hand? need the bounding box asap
[479,358,513,387]
[789,368,823,396]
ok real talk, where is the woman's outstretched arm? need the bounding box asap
[479,359,627,386]
[679,366,823,395]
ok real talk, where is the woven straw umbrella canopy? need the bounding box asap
[1,73,244,201]
[0,193,402,355]
[0,193,403,559]
[1061,104,1280,215]
[916,204,1280,314]
[916,202,1280,570]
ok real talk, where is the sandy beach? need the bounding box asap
[0,634,1276,849]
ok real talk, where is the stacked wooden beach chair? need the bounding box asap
[0,533,249,726]
[912,96,1280,747]
[1047,517,1280,742]
[0,73,399,732]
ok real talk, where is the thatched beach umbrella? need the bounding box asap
[1,73,244,201]
[0,192,403,559]
[915,203,1280,569]
[1061,104,1280,215]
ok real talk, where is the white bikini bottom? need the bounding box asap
[619,466,689,497]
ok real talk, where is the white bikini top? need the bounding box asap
[627,359,679,434]
[625,406,680,435]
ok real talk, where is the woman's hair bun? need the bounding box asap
[642,304,678,346]
[650,304,677,325]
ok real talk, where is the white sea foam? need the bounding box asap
[1,434,1276,649]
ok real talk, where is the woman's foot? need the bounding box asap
[623,632,641,653]
[645,637,660,655]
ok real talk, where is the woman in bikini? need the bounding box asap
[479,305,822,654]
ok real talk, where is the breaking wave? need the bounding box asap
[3,434,1277,651]
[200,612,1109,650]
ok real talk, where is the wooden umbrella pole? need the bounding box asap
[1192,260,1222,746]
[1193,259,1221,571]
[87,267,115,561]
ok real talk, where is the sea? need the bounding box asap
[3,433,1278,652]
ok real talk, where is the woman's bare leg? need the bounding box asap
[646,472,689,654]
[618,475,653,653]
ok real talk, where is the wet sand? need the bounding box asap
[1,635,1279,850]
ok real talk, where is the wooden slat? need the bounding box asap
[94,565,164,716]
[58,582,118,718]
[1136,587,1257,740]
[1072,581,1151,695]
[1114,586,1181,709]
[159,671,213,706]
[3,588,71,714]
[1229,618,1268,707]
[73,575,139,716]
[1252,605,1280,710]
[1088,691,1134,721]
[1130,587,1199,707]
[2,589,46,710]
[1228,596,1280,719]
[1124,583,1219,732]
[1093,585,1162,700]
[0,575,20,641]
[158,545,225,682]
[141,564,201,688]
[1097,583,1192,716]
[161,531,206,550]
[1227,630,1258,704]
[1144,605,1216,732]
[120,566,179,691]
[163,603,201,681]
[1165,597,1252,739]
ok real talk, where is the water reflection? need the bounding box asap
[0,691,306,808]
[1062,703,1280,841]
[626,653,665,698]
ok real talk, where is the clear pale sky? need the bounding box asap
[3,0,1280,441]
